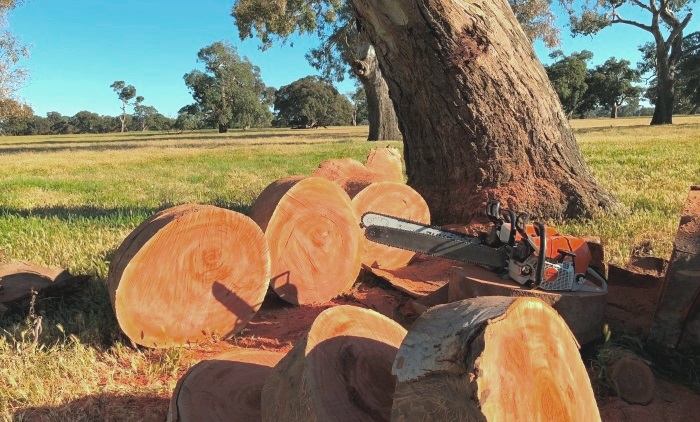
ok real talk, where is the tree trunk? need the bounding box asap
[690,104,699,115]
[107,204,270,348]
[353,40,403,141]
[353,182,430,270]
[168,349,285,422]
[651,48,675,125]
[218,123,228,133]
[261,305,407,421]
[348,0,618,224]
[390,297,600,421]
[248,176,362,305]
[611,103,618,119]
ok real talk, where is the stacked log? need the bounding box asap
[168,349,284,422]
[107,204,270,348]
[262,305,407,421]
[353,182,430,270]
[391,297,600,421]
[249,177,362,305]
[313,147,404,197]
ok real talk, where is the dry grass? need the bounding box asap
[0,120,699,420]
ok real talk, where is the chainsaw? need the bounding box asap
[361,201,607,293]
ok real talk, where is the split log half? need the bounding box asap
[107,204,270,348]
[167,349,284,422]
[249,177,362,305]
[261,305,407,422]
[449,265,607,345]
[353,182,430,270]
[391,297,600,422]
[313,147,404,198]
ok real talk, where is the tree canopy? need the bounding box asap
[110,81,138,132]
[273,76,353,127]
[182,41,272,133]
[587,58,643,118]
[0,0,28,101]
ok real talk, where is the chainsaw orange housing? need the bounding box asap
[544,235,592,274]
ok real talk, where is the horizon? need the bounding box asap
[10,0,700,118]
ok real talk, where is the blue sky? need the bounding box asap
[10,1,700,117]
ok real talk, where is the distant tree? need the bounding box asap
[183,41,272,133]
[274,76,353,128]
[0,98,32,134]
[110,81,137,132]
[641,32,700,114]
[70,110,104,133]
[348,84,368,126]
[44,111,73,134]
[587,58,643,119]
[564,0,696,124]
[0,0,29,102]
[545,50,594,118]
[132,96,160,131]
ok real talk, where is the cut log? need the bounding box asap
[609,354,655,405]
[364,146,404,182]
[0,262,89,307]
[391,297,600,421]
[167,349,284,422]
[261,305,407,422]
[249,176,362,305]
[605,257,666,336]
[107,204,270,348]
[353,182,430,270]
[313,147,404,198]
[449,265,607,345]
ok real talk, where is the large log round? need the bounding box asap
[353,182,430,270]
[167,349,284,422]
[313,147,404,198]
[391,297,600,421]
[448,265,607,345]
[107,204,270,348]
[262,305,407,421]
[249,177,362,305]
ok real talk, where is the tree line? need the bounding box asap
[0,41,370,136]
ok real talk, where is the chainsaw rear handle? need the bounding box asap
[502,209,517,246]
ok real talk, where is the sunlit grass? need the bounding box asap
[0,121,699,418]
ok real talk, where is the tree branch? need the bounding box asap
[665,13,693,51]
[631,0,652,12]
[611,13,654,33]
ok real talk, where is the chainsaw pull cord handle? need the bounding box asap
[532,222,547,288]
[502,209,517,246]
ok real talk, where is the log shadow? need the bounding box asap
[0,202,251,222]
[13,393,169,421]
[211,281,261,339]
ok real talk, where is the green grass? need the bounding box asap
[1,119,699,419]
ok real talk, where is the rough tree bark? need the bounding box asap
[353,39,403,141]
[348,0,618,224]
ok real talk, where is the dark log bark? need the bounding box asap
[218,123,228,133]
[353,40,403,141]
[347,0,618,224]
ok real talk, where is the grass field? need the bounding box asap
[1,116,699,419]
